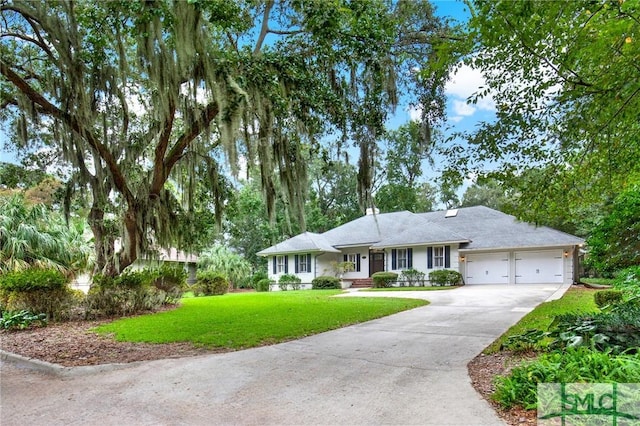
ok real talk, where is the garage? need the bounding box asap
[465,252,509,284]
[515,250,564,284]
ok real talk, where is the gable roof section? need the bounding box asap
[419,206,584,250]
[321,211,415,247]
[256,232,340,256]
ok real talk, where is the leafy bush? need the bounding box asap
[613,265,640,300]
[548,304,640,354]
[594,289,624,309]
[372,272,398,288]
[249,271,268,290]
[0,269,75,320]
[151,264,187,304]
[312,276,341,290]
[493,347,640,409]
[500,329,548,353]
[0,309,47,330]
[86,269,165,317]
[428,269,463,286]
[255,278,272,292]
[400,268,426,286]
[194,271,229,296]
[278,273,301,291]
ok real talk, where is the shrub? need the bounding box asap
[152,264,187,304]
[85,269,166,317]
[400,268,426,286]
[255,278,272,292]
[194,271,229,296]
[594,289,624,309]
[278,273,301,291]
[428,269,463,286]
[613,265,640,300]
[0,269,75,320]
[492,347,640,409]
[249,271,269,291]
[372,272,398,288]
[0,309,47,330]
[312,276,341,290]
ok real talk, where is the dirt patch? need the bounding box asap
[468,351,538,425]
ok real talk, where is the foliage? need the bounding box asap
[371,272,398,288]
[150,264,187,304]
[0,309,47,330]
[492,347,640,410]
[1,0,459,276]
[585,181,640,275]
[255,278,272,293]
[0,195,92,276]
[612,265,640,301]
[278,273,301,291]
[0,162,47,189]
[547,305,640,355]
[330,261,355,278]
[86,269,167,317]
[197,245,251,289]
[95,291,428,348]
[593,290,624,310]
[311,276,341,290]
[460,178,508,212]
[400,268,426,286]
[446,1,640,232]
[249,271,268,290]
[0,268,77,320]
[194,271,229,296]
[486,287,598,354]
[428,269,463,286]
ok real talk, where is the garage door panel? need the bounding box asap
[466,252,509,285]
[515,250,563,284]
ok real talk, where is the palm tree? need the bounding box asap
[197,244,251,289]
[0,195,92,276]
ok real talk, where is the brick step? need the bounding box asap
[349,278,373,288]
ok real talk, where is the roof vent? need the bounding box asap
[365,207,380,216]
[445,209,458,218]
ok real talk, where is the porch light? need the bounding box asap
[564,251,569,257]
[460,256,465,262]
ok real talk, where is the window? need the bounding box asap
[434,247,444,268]
[297,254,309,273]
[397,248,408,269]
[342,253,361,272]
[277,255,286,273]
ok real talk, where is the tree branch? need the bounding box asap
[253,0,274,55]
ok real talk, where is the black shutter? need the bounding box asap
[343,254,348,262]
[307,254,311,272]
[294,255,299,273]
[407,248,413,268]
[392,249,397,270]
[427,247,433,269]
[273,257,277,274]
[356,254,361,272]
[284,255,288,273]
[445,246,451,268]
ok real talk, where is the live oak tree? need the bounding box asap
[446,0,640,227]
[1,0,458,276]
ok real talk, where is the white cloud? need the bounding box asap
[445,62,496,122]
[406,104,423,121]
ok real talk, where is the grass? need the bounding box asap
[484,287,599,354]
[94,290,428,349]
[580,277,615,286]
[361,286,459,292]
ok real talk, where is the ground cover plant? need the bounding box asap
[95,291,427,349]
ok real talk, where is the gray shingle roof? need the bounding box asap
[257,205,584,256]
[418,206,584,250]
[256,232,340,256]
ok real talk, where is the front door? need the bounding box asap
[369,251,385,275]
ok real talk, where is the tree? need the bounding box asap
[446,0,640,225]
[197,244,252,289]
[1,0,458,276]
[375,122,437,212]
[460,178,507,211]
[0,195,91,275]
[585,180,640,276]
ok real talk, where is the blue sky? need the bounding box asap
[1,0,490,176]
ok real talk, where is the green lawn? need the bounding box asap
[95,290,427,349]
[484,287,599,353]
[361,286,459,292]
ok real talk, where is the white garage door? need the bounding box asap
[466,252,509,284]
[515,250,563,284]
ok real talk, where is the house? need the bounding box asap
[257,206,584,288]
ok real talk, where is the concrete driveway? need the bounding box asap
[1,284,568,426]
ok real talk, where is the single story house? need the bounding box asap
[257,206,584,288]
